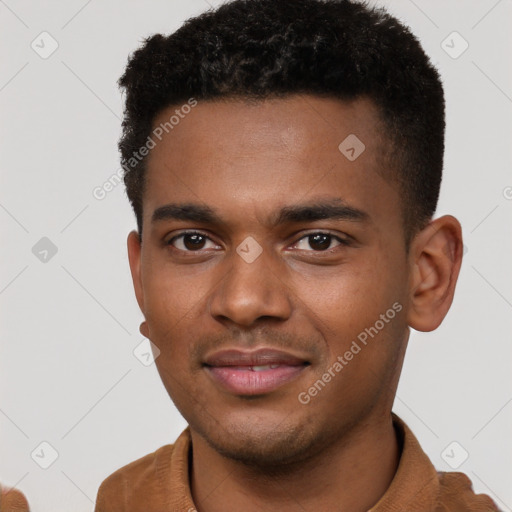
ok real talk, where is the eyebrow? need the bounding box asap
[151,198,370,228]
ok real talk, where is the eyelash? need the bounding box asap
[165,230,351,254]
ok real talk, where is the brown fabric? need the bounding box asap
[94,414,500,511]
[0,485,30,512]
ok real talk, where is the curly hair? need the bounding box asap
[118,0,445,244]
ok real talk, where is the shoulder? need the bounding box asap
[94,444,174,512]
[389,414,500,512]
[436,471,501,511]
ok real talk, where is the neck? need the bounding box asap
[189,413,400,512]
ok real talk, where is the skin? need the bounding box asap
[127,94,463,511]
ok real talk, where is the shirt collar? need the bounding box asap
[161,413,440,511]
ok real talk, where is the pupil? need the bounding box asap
[184,234,205,250]
[310,234,330,251]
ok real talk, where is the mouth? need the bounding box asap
[203,348,311,396]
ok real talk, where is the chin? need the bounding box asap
[193,411,327,469]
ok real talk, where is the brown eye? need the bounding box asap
[293,232,348,252]
[167,232,218,252]
[182,233,206,250]
[308,234,332,251]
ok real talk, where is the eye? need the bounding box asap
[292,232,349,252]
[166,230,350,254]
[166,231,220,252]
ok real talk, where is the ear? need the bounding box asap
[407,215,463,332]
[127,230,145,315]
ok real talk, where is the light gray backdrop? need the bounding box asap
[1,1,511,511]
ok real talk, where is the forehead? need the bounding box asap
[143,95,400,234]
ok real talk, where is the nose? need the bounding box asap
[208,242,292,328]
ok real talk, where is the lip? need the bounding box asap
[204,348,309,367]
[203,348,310,396]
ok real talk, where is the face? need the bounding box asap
[128,95,412,467]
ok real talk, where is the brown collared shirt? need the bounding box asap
[94,415,500,511]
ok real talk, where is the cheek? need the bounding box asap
[143,264,201,325]
[297,283,406,419]
[145,270,204,400]
[295,246,407,372]
[141,264,218,376]
[300,260,400,330]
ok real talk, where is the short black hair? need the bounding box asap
[118,0,445,244]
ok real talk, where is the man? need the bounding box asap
[94,0,500,510]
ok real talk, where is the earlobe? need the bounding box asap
[407,216,463,332]
[139,320,149,338]
[127,230,145,314]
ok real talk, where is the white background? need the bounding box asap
[1,1,511,510]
